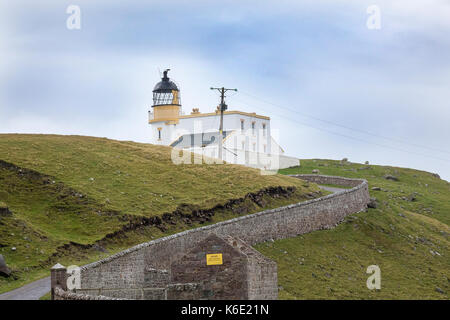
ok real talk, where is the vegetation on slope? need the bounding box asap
[0,134,312,216]
[0,134,322,293]
[255,159,449,299]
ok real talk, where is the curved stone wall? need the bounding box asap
[67,175,369,299]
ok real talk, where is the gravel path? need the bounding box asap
[319,185,346,194]
[0,276,50,300]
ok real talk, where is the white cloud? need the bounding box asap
[1,0,449,179]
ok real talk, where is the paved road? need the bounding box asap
[319,185,346,194]
[0,185,345,300]
[0,276,50,300]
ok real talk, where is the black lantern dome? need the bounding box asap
[152,69,181,106]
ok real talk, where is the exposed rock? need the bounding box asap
[0,254,11,277]
[358,166,371,171]
[405,192,418,202]
[435,287,445,294]
[365,161,369,165]
[312,169,320,174]
[430,250,441,256]
[11,247,16,251]
[371,187,381,191]
[384,175,399,181]
[0,204,12,217]
[431,173,440,179]
[368,197,378,209]
[92,244,108,253]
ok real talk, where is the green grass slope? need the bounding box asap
[0,134,321,293]
[255,159,449,299]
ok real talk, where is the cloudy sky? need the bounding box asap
[1,0,449,180]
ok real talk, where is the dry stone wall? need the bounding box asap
[59,175,369,300]
[53,287,125,300]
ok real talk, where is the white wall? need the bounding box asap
[173,143,299,171]
[150,122,178,145]
[149,112,272,152]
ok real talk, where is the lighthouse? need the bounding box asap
[148,69,181,145]
[147,69,299,169]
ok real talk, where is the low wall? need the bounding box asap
[189,147,299,170]
[278,155,300,169]
[53,287,125,300]
[292,174,363,187]
[68,175,369,299]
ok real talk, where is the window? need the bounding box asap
[157,128,162,140]
[153,90,181,106]
[252,122,255,135]
[240,119,244,131]
[262,123,266,136]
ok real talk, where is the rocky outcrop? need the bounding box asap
[0,254,11,277]
[0,205,12,217]
[384,175,399,181]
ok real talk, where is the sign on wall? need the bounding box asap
[206,253,223,265]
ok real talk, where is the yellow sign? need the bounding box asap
[206,253,223,265]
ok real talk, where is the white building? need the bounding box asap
[148,70,299,170]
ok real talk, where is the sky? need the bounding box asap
[1,0,450,180]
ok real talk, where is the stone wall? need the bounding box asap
[54,287,125,300]
[293,174,363,188]
[229,236,277,300]
[144,267,170,288]
[63,175,369,300]
[170,234,249,300]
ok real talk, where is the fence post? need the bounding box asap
[51,263,67,300]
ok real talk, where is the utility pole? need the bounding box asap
[210,87,237,161]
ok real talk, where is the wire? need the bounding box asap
[232,95,450,163]
[239,90,450,155]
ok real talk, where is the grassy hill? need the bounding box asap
[255,159,449,299]
[0,134,322,293]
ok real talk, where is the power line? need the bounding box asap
[231,95,450,163]
[238,90,450,155]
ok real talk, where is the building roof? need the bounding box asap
[153,69,179,93]
[170,131,233,148]
[179,110,270,120]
